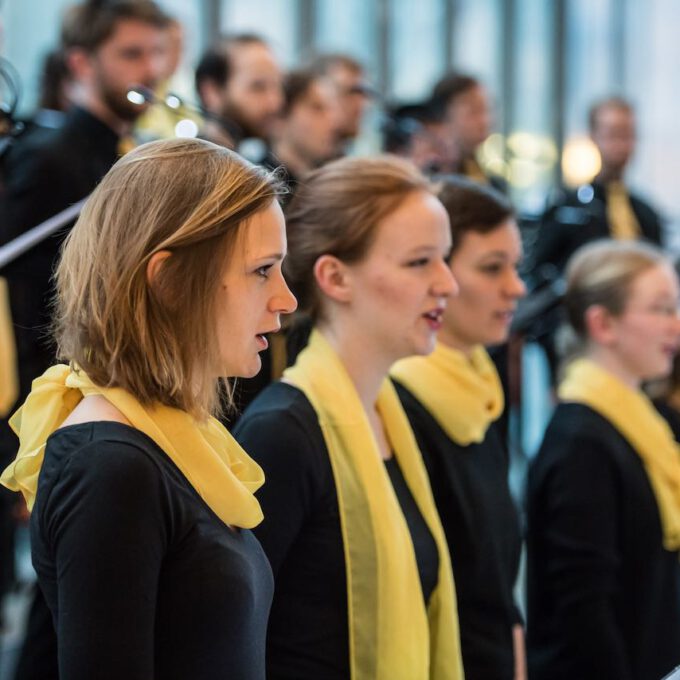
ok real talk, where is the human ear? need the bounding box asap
[584,304,617,346]
[66,48,95,85]
[313,254,353,304]
[146,250,173,288]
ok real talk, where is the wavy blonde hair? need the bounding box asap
[55,138,282,418]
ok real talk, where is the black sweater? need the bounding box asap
[526,403,680,680]
[394,381,522,680]
[234,381,439,680]
[30,422,273,680]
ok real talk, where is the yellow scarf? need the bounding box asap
[284,330,463,680]
[559,358,680,551]
[391,342,504,445]
[0,278,18,417]
[0,364,264,529]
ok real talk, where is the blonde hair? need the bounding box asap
[564,239,668,341]
[55,138,282,418]
[284,154,431,321]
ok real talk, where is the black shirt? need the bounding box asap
[30,421,273,680]
[394,381,522,680]
[234,381,439,680]
[526,403,680,680]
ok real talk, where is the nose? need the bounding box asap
[505,268,527,299]
[270,271,298,315]
[433,259,458,298]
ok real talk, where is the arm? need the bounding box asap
[42,441,169,679]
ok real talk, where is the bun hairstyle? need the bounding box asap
[283,154,432,322]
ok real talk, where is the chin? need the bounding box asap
[231,357,262,380]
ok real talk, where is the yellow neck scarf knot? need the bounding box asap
[391,342,503,446]
[0,364,264,528]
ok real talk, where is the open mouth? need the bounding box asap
[423,308,444,330]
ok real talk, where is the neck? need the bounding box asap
[74,90,132,137]
[584,345,641,390]
[273,139,315,179]
[437,326,474,358]
[317,320,391,413]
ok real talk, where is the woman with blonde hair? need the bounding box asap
[526,239,680,680]
[391,177,526,680]
[235,155,464,679]
[1,138,297,679]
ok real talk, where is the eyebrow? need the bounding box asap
[251,252,285,262]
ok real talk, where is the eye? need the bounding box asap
[255,264,272,279]
[480,262,504,275]
[406,257,430,268]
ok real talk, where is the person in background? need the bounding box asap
[391,177,526,680]
[268,68,342,191]
[526,239,680,680]
[1,137,297,679]
[309,53,372,153]
[383,100,448,175]
[533,97,663,274]
[430,72,503,189]
[195,33,283,157]
[235,155,464,679]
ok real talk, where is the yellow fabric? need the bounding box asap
[284,329,463,680]
[606,181,641,240]
[559,358,680,551]
[462,157,488,184]
[0,278,18,418]
[0,364,264,528]
[391,342,503,445]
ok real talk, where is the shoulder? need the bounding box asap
[40,423,170,509]
[236,382,323,447]
[530,403,629,488]
[234,382,329,477]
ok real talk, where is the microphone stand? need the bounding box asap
[0,199,86,270]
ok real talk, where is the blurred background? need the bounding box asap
[2,0,680,226]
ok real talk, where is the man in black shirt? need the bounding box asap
[0,2,170,677]
[533,97,663,274]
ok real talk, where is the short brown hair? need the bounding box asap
[61,0,170,53]
[564,239,668,341]
[55,138,282,418]
[430,72,480,120]
[284,155,431,321]
[436,176,514,253]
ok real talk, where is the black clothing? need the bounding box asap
[526,403,680,680]
[394,381,522,680]
[0,107,121,673]
[234,381,439,680]
[533,180,663,274]
[0,106,119,418]
[31,421,273,680]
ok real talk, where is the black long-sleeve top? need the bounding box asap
[233,381,439,680]
[526,403,680,680]
[394,381,522,680]
[30,421,273,680]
